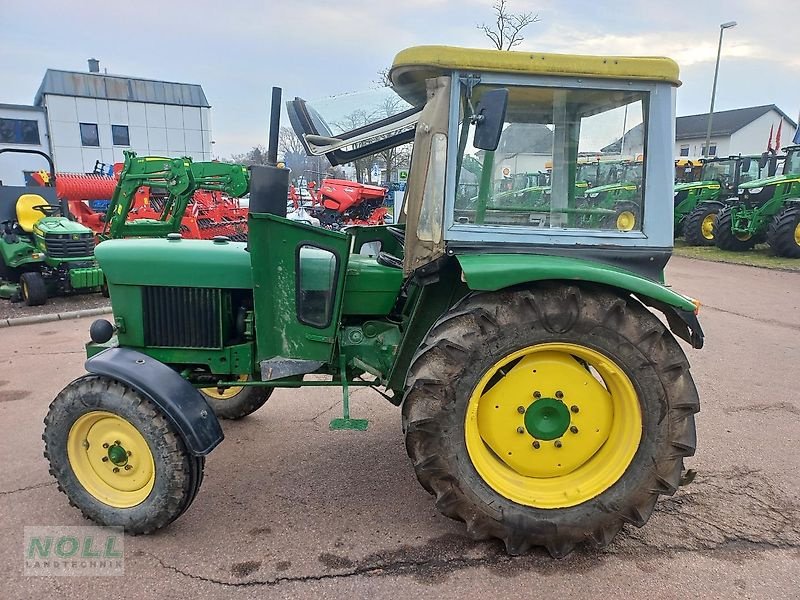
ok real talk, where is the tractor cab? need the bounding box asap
[0,148,102,305]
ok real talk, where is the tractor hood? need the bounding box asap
[674,180,720,192]
[738,173,799,190]
[32,216,94,236]
[96,238,252,288]
[585,182,636,196]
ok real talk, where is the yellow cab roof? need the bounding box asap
[390,45,680,104]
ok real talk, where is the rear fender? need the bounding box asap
[85,347,223,455]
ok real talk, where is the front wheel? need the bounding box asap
[713,206,757,251]
[20,271,47,306]
[402,284,699,557]
[43,375,204,533]
[683,203,722,246]
[200,375,272,419]
[766,205,800,258]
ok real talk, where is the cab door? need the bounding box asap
[248,213,350,378]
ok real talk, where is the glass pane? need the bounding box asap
[297,245,338,328]
[80,123,100,147]
[455,85,648,233]
[0,118,40,145]
[112,125,130,146]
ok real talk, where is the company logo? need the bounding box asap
[24,526,124,576]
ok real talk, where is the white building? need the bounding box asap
[0,103,50,185]
[675,104,797,158]
[0,59,212,185]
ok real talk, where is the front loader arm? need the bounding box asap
[190,162,250,198]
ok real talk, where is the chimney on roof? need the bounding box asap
[88,58,100,73]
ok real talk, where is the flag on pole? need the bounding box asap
[767,124,774,151]
[775,121,782,150]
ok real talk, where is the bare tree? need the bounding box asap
[478,0,540,50]
[229,145,269,166]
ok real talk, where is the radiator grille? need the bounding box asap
[143,287,222,348]
[45,233,95,258]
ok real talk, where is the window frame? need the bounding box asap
[0,117,41,145]
[443,71,675,249]
[111,124,130,146]
[294,241,341,329]
[79,122,100,147]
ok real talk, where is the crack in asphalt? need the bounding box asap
[0,481,54,496]
[700,303,800,331]
[144,467,800,589]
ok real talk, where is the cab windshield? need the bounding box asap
[455,85,647,232]
[700,159,736,186]
[784,148,800,174]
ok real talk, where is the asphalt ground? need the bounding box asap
[0,256,798,599]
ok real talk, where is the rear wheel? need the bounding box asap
[766,205,800,258]
[20,271,47,306]
[200,375,272,419]
[713,206,758,251]
[611,202,640,232]
[43,375,204,533]
[683,203,722,246]
[402,284,699,557]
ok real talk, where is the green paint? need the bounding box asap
[107,444,128,466]
[525,398,570,440]
[455,253,697,312]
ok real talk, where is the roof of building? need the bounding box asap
[601,123,644,153]
[675,104,796,140]
[497,123,553,154]
[0,102,44,113]
[34,69,210,108]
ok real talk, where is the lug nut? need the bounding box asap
[124,465,132,471]
[532,441,540,449]
[555,390,564,399]
[127,451,132,456]
[112,467,119,473]
[102,443,109,449]
[516,427,525,434]
[101,456,108,462]
[517,406,525,414]
[554,440,563,448]
[114,440,121,446]
[570,426,579,434]
[570,405,579,413]
[533,391,541,399]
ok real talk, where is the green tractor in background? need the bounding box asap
[579,159,642,231]
[0,149,103,306]
[43,46,703,557]
[674,154,772,246]
[714,145,800,256]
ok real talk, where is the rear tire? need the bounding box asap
[683,203,722,246]
[43,375,204,534]
[20,271,47,306]
[766,205,800,258]
[200,376,272,419]
[402,284,699,557]
[713,206,757,251]
[610,202,640,232]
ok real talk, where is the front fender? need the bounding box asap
[456,253,704,349]
[85,347,223,455]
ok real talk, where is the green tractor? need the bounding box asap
[674,154,771,246]
[0,149,103,306]
[43,46,703,557]
[714,145,800,256]
[579,159,643,231]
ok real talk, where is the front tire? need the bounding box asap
[766,205,800,258]
[20,271,47,306]
[200,375,272,419]
[713,206,757,251]
[43,375,204,534]
[683,203,722,246]
[402,284,699,557]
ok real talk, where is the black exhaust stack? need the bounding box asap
[248,86,289,217]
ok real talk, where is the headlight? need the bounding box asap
[747,187,763,194]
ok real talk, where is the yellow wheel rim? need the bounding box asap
[67,411,156,508]
[200,374,249,400]
[701,214,716,240]
[794,222,800,246]
[22,280,28,298]
[464,343,642,509]
[616,211,636,231]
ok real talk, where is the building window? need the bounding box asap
[80,123,100,147]
[0,118,40,145]
[679,145,689,157]
[112,124,130,146]
[701,143,717,157]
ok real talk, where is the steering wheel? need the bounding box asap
[32,204,62,217]
[386,226,405,246]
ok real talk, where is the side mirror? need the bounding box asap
[741,157,751,172]
[471,89,509,151]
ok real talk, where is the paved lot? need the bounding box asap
[0,256,798,599]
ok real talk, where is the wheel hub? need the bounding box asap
[701,214,715,239]
[524,398,570,440]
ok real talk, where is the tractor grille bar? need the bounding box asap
[44,233,95,258]
[143,287,222,348]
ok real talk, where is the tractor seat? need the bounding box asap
[15,194,49,232]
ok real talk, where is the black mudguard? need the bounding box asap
[85,347,223,456]
[637,295,705,349]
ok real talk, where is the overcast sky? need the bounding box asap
[1,0,797,157]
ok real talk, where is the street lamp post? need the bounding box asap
[703,21,737,158]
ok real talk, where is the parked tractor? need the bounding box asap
[714,145,800,256]
[675,154,773,246]
[43,46,702,557]
[0,149,103,306]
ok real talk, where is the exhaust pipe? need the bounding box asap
[248,86,289,217]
